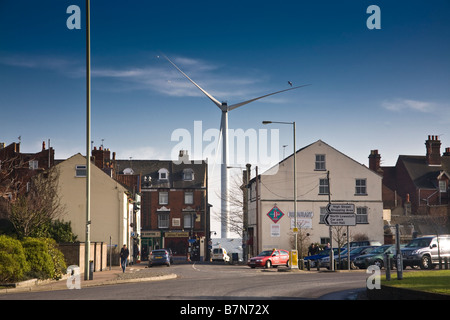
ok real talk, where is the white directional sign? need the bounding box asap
[326,203,355,214]
[324,213,356,226]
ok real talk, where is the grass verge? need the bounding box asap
[381,270,450,295]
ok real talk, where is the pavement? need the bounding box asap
[0,262,177,294]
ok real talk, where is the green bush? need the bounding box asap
[0,235,30,283]
[42,238,67,280]
[22,237,55,280]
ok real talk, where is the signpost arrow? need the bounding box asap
[326,203,355,214]
[324,213,356,226]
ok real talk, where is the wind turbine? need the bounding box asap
[162,54,309,238]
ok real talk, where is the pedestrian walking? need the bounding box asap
[120,244,129,273]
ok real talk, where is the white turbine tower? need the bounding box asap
[163,54,309,238]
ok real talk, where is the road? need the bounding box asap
[0,263,369,300]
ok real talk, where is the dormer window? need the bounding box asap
[158,168,169,180]
[183,168,194,181]
[437,171,449,193]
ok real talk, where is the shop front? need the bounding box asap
[164,231,190,257]
[141,230,162,261]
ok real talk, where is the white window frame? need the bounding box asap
[159,191,169,205]
[319,178,329,195]
[184,191,194,204]
[356,207,368,224]
[315,154,326,171]
[184,214,194,229]
[319,206,327,224]
[355,179,367,195]
[158,214,169,229]
[439,180,447,193]
[75,165,87,177]
[158,168,169,180]
[183,168,194,181]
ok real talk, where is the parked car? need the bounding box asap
[353,245,397,269]
[149,249,172,267]
[212,247,230,262]
[325,246,378,269]
[248,249,290,268]
[304,248,343,268]
[401,235,450,270]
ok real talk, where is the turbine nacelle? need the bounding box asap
[221,102,228,112]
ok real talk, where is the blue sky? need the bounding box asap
[1,1,450,235]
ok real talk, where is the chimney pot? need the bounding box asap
[443,147,450,157]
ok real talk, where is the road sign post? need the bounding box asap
[325,203,356,271]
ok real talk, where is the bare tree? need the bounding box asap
[0,155,28,201]
[8,167,65,238]
[288,222,311,259]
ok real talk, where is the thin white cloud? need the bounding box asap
[0,53,79,73]
[91,56,272,102]
[382,98,435,113]
[0,52,295,104]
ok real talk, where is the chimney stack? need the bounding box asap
[443,147,450,157]
[178,150,189,163]
[425,135,442,166]
[368,149,382,173]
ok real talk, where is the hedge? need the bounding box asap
[0,235,30,283]
[0,235,67,283]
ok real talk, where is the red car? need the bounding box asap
[247,249,290,268]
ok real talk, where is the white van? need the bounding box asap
[212,248,230,262]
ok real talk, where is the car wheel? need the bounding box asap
[420,255,432,270]
[265,260,272,268]
[286,260,290,267]
[374,259,384,269]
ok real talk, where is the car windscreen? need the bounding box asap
[371,246,390,254]
[350,247,366,254]
[258,251,273,257]
[405,238,432,248]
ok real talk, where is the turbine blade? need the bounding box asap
[228,84,311,111]
[162,54,222,109]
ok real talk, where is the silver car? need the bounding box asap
[401,235,450,270]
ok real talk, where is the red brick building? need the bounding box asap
[369,135,450,238]
[115,151,209,261]
[0,140,54,201]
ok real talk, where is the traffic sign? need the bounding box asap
[324,213,356,226]
[326,203,355,214]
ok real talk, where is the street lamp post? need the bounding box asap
[85,0,92,281]
[262,121,297,257]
